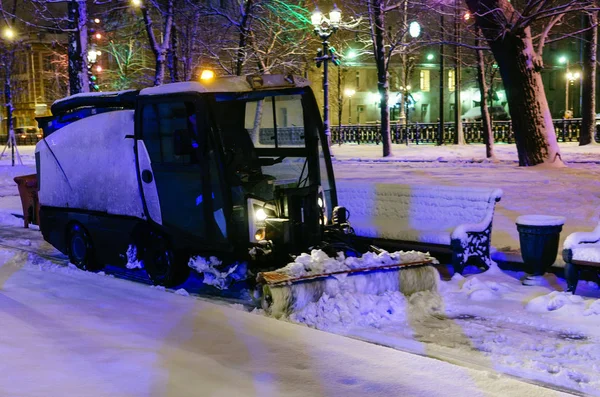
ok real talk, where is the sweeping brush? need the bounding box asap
[257,250,440,318]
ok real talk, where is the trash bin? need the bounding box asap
[516,215,565,285]
[14,174,40,228]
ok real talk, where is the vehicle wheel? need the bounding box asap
[143,233,190,287]
[67,223,102,271]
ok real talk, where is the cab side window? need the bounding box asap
[141,101,201,165]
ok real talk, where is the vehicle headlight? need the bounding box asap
[248,198,277,243]
[254,228,266,241]
[255,208,268,221]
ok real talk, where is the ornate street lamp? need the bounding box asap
[312,4,342,147]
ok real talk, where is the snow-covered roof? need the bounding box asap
[139,82,209,96]
[139,74,310,96]
[52,89,138,107]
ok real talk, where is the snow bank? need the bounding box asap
[584,300,600,316]
[526,291,586,313]
[289,287,443,330]
[275,249,437,279]
[291,291,409,328]
[188,256,247,289]
[456,266,516,301]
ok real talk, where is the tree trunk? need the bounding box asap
[4,61,14,138]
[251,99,264,145]
[399,0,408,126]
[337,65,342,140]
[466,0,562,166]
[168,28,180,83]
[154,54,166,86]
[372,0,392,156]
[141,0,173,86]
[236,0,253,76]
[476,42,495,159]
[68,0,89,95]
[454,4,464,145]
[580,10,598,146]
[183,11,200,81]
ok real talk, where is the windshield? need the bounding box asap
[212,92,311,188]
[212,88,334,219]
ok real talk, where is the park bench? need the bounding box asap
[336,182,503,274]
[562,224,600,294]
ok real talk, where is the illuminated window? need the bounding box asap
[419,70,430,92]
[448,70,456,92]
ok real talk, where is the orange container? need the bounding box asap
[14,174,40,228]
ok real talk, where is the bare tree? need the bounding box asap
[99,10,154,90]
[475,35,495,160]
[195,0,312,77]
[7,0,90,95]
[44,43,69,99]
[580,9,598,146]
[104,37,153,89]
[138,0,173,86]
[346,0,425,157]
[368,0,393,156]
[67,0,89,94]
[464,0,597,166]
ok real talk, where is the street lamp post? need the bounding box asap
[344,88,355,124]
[559,56,572,118]
[400,85,413,145]
[567,71,581,117]
[0,26,23,166]
[311,4,342,148]
[438,9,445,146]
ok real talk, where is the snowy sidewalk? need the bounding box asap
[330,141,600,164]
[0,246,570,397]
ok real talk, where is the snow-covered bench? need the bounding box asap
[336,183,503,273]
[562,224,600,294]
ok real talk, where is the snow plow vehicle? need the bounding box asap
[35,74,438,310]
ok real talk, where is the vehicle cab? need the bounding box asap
[37,75,337,286]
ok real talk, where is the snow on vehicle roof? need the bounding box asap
[52,89,138,107]
[139,81,209,96]
[139,74,310,96]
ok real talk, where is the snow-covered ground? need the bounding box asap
[2,143,600,395]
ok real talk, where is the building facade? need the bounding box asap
[1,34,69,134]
[307,38,594,127]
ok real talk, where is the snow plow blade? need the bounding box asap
[257,250,440,318]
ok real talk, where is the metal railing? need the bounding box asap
[330,118,600,145]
